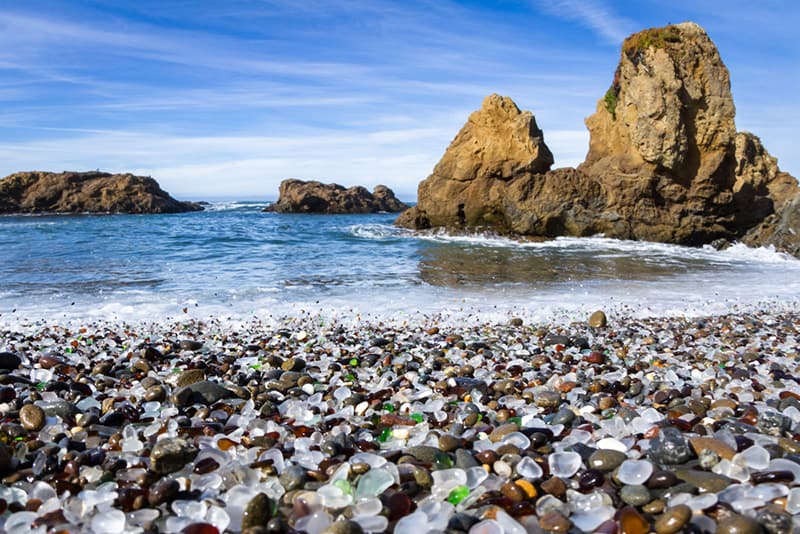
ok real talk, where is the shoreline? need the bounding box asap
[0,307,798,532]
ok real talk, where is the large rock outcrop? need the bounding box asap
[0,171,202,214]
[396,94,555,230]
[265,179,408,214]
[397,22,800,253]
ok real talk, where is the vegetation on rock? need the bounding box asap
[622,25,682,59]
[603,87,619,120]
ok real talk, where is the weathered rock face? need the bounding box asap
[0,171,202,214]
[743,195,800,257]
[265,179,407,214]
[396,94,554,230]
[583,23,736,180]
[397,22,800,253]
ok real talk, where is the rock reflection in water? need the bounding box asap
[417,241,722,288]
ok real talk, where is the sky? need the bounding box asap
[0,1,797,200]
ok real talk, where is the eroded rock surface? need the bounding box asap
[0,171,202,214]
[397,22,800,254]
[265,179,407,214]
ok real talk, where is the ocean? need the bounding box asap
[2,201,800,326]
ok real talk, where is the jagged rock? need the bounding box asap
[265,179,407,214]
[396,94,553,229]
[743,195,800,257]
[397,22,800,253]
[0,171,202,214]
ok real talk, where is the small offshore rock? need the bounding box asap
[150,437,199,474]
[19,404,46,431]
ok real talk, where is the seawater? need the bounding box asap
[2,201,800,325]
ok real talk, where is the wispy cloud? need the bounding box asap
[0,1,796,198]
[533,0,635,44]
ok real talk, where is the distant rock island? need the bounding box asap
[265,179,408,214]
[0,171,202,214]
[396,22,800,256]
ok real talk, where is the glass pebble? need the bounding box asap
[515,457,543,480]
[616,459,653,485]
[548,451,582,478]
[91,509,126,534]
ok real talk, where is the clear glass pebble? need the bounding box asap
[548,451,582,478]
[502,432,530,449]
[515,456,543,480]
[465,466,489,488]
[731,497,765,514]
[571,505,615,532]
[91,509,126,534]
[4,512,39,534]
[395,511,428,532]
[686,493,718,511]
[616,459,653,485]
[493,510,526,534]
[767,459,800,483]
[354,497,383,517]
[468,519,504,534]
[733,445,770,470]
[493,460,512,478]
[294,511,332,534]
[751,483,789,501]
[354,514,389,533]
[355,466,395,500]
[126,509,159,529]
[596,437,628,452]
[786,487,800,514]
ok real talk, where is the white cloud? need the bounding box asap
[533,0,635,44]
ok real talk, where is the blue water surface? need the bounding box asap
[2,202,800,322]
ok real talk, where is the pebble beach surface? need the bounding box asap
[0,309,799,534]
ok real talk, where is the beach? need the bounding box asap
[0,305,798,533]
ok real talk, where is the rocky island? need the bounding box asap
[0,171,203,214]
[397,22,800,256]
[265,179,408,214]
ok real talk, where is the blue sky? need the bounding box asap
[0,1,797,200]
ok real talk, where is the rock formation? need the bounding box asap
[397,22,800,254]
[265,179,408,214]
[0,171,202,214]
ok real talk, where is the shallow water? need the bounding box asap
[1,201,799,324]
